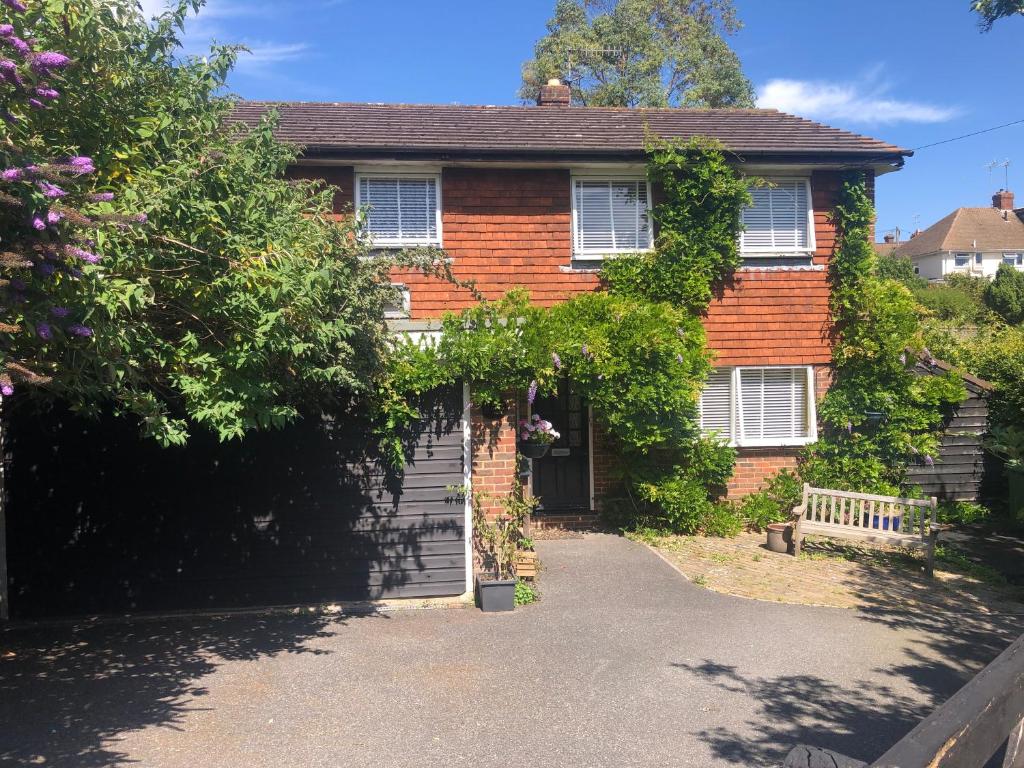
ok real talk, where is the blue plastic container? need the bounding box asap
[871,514,902,532]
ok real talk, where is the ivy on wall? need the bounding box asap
[382,137,751,535]
[799,172,965,494]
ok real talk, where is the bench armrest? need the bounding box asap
[789,503,806,523]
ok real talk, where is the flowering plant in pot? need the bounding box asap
[473,487,536,611]
[517,414,560,459]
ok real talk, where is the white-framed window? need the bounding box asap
[383,283,411,319]
[355,173,441,247]
[953,252,974,268]
[699,366,817,447]
[571,177,652,259]
[1003,253,1023,266]
[740,178,815,258]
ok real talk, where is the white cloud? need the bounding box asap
[756,77,958,125]
[234,41,311,71]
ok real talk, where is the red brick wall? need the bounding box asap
[285,165,354,218]
[393,167,599,316]
[469,404,518,518]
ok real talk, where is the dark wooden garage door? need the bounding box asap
[4,386,467,618]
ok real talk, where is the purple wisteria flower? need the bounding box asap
[1,167,23,181]
[3,0,27,12]
[924,455,935,466]
[551,352,561,370]
[527,379,538,405]
[67,323,93,337]
[89,192,114,202]
[38,181,65,198]
[31,52,71,73]
[36,321,51,340]
[50,306,70,318]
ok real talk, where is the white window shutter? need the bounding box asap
[359,176,439,245]
[699,368,733,441]
[574,178,650,256]
[738,367,809,443]
[740,180,811,255]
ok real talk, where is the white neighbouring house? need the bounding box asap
[895,190,1024,281]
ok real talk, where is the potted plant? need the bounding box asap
[517,413,560,459]
[473,487,539,611]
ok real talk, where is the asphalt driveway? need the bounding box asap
[1,533,1020,767]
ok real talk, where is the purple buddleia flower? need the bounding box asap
[133,212,148,223]
[46,210,62,225]
[3,0,27,12]
[1,109,17,123]
[551,352,561,370]
[527,379,538,405]
[27,98,45,110]
[50,306,70,318]
[35,87,59,100]
[924,455,935,467]
[2,36,30,56]
[0,382,12,397]
[30,214,45,230]
[38,181,65,198]
[0,59,21,85]
[89,192,114,202]
[31,52,71,73]
[36,321,51,340]
[0,24,13,36]
[66,156,93,171]
[67,323,93,337]
[1,167,23,181]
[35,262,55,277]
[66,246,100,264]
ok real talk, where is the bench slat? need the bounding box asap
[805,486,935,507]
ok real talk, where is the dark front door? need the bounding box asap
[531,380,590,513]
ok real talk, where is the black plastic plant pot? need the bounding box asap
[476,577,516,612]
[517,441,550,460]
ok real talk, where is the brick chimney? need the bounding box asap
[883,233,895,244]
[537,78,571,107]
[993,189,1015,211]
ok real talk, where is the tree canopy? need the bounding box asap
[985,262,1024,325]
[520,0,755,108]
[971,0,1024,30]
[1,0,413,444]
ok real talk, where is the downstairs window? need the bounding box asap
[699,366,817,447]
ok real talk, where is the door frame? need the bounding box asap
[462,381,473,595]
[527,394,595,513]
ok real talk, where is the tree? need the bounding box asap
[3,0,416,444]
[520,0,755,108]
[877,255,925,289]
[972,0,1024,30]
[985,262,1024,325]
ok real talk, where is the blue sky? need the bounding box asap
[143,0,1024,241]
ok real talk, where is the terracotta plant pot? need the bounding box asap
[517,441,550,460]
[476,576,516,612]
[766,522,793,554]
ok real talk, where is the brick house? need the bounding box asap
[0,88,912,620]
[231,84,908,532]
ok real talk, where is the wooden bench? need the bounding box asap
[791,483,942,578]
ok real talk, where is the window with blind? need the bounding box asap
[740,179,814,257]
[699,366,816,446]
[572,178,652,259]
[355,175,441,246]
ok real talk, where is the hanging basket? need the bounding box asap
[517,441,551,460]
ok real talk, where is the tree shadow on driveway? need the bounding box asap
[672,568,1024,766]
[0,611,381,767]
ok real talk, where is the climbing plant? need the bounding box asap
[799,172,964,494]
[385,137,749,535]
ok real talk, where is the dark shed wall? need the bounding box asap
[906,372,992,502]
[5,387,466,618]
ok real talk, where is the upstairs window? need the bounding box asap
[740,179,815,259]
[572,178,652,259]
[699,366,817,447]
[356,174,441,246]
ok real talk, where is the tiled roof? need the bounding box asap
[895,207,1024,258]
[227,101,909,162]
